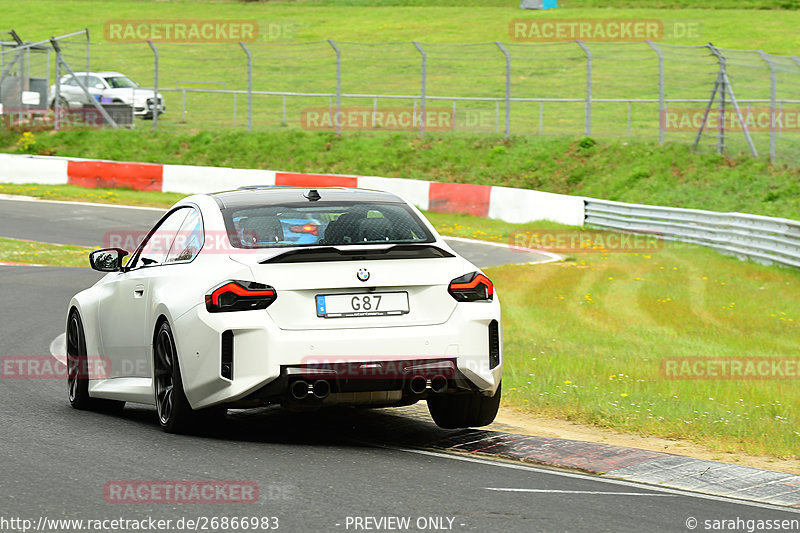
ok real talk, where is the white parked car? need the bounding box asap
[67,187,503,433]
[48,71,165,118]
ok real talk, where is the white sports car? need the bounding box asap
[67,187,502,433]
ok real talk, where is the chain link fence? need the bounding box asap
[3,34,800,162]
[0,30,90,127]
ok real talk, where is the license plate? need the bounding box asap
[316,292,409,318]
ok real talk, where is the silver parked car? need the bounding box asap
[48,71,165,119]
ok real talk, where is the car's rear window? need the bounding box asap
[220,201,435,249]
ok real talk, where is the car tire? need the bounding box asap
[51,97,69,111]
[427,382,502,429]
[66,309,125,413]
[154,320,225,434]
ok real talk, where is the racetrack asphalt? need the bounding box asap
[1,198,799,531]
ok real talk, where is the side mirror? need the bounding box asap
[95,83,105,90]
[89,248,129,272]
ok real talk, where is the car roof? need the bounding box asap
[211,187,405,209]
[63,71,125,77]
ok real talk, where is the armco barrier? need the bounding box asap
[585,198,800,269]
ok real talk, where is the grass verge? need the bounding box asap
[0,183,184,208]
[0,237,93,268]
[491,244,800,458]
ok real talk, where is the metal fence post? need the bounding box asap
[708,44,757,157]
[757,50,777,162]
[412,41,426,138]
[495,41,511,140]
[328,39,341,135]
[147,40,158,131]
[239,42,252,131]
[54,47,61,131]
[576,40,592,137]
[22,44,28,125]
[646,40,665,144]
[46,47,51,95]
[539,101,543,134]
[85,27,90,75]
[51,38,118,128]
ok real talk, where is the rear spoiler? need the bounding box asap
[259,244,455,264]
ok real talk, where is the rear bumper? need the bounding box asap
[172,301,502,409]
[236,357,478,409]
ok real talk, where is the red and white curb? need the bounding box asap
[0,154,585,227]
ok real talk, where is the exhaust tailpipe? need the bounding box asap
[430,375,448,394]
[409,376,427,395]
[290,380,310,400]
[312,380,330,399]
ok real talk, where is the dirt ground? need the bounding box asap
[489,406,800,476]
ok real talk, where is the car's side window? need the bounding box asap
[87,75,104,89]
[165,208,204,264]
[131,208,190,269]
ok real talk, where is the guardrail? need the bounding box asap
[584,198,800,269]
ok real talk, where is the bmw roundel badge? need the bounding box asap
[357,268,370,282]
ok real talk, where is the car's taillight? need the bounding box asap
[289,223,319,236]
[205,281,277,313]
[448,272,494,302]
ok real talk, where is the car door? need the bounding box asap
[69,75,92,105]
[97,207,191,379]
[86,75,106,102]
[59,76,82,106]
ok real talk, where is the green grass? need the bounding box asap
[4,0,800,152]
[562,0,799,7]
[0,237,93,267]
[3,129,799,220]
[4,0,799,51]
[490,243,800,458]
[0,182,185,208]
